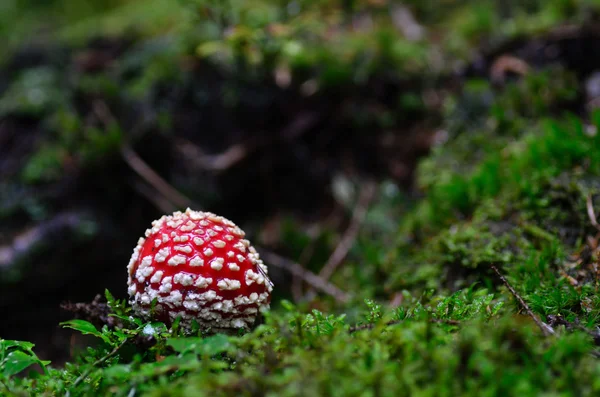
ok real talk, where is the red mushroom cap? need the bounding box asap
[127,208,273,331]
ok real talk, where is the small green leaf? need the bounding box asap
[280,300,296,312]
[1,340,35,351]
[108,313,142,326]
[60,320,110,344]
[105,289,116,306]
[167,334,231,356]
[2,350,39,377]
[0,339,50,375]
[200,335,231,356]
[196,41,225,57]
[102,363,133,381]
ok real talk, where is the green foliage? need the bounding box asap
[18,111,123,184]
[413,112,599,231]
[61,320,114,345]
[6,292,600,395]
[20,144,68,184]
[492,67,579,124]
[0,340,50,378]
[5,1,600,395]
[0,0,188,56]
[0,67,65,117]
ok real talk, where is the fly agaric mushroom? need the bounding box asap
[127,208,273,331]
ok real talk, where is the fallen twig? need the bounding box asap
[91,100,196,211]
[0,380,13,396]
[175,111,320,172]
[120,145,194,211]
[299,180,376,302]
[66,337,130,397]
[60,294,122,330]
[258,248,351,303]
[390,5,424,41]
[490,55,530,83]
[318,180,377,281]
[547,315,600,342]
[291,209,346,301]
[491,265,555,336]
[0,212,83,269]
[176,140,251,172]
[130,179,179,214]
[586,193,600,232]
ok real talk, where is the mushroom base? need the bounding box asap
[130,298,268,333]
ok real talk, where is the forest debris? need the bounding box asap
[490,55,530,83]
[547,315,600,346]
[65,337,131,397]
[586,193,600,232]
[60,294,122,329]
[130,179,178,214]
[175,138,250,172]
[301,179,376,301]
[92,100,195,211]
[259,248,351,303]
[286,209,345,302]
[175,111,321,172]
[391,5,424,41]
[120,145,194,210]
[491,265,555,336]
[0,212,83,269]
[318,180,377,281]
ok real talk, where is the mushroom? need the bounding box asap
[127,208,273,332]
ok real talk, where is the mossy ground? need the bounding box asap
[3,1,600,396]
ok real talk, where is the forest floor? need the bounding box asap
[2,1,600,395]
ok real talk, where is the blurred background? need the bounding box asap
[2,0,600,364]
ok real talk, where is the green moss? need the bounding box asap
[382,105,599,297]
[0,67,66,117]
[414,114,599,230]
[20,116,123,185]
[4,1,600,395]
[21,144,68,184]
[4,293,600,396]
[7,118,600,394]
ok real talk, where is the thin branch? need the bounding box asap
[258,249,351,303]
[176,140,251,171]
[586,193,600,232]
[547,314,600,341]
[91,100,195,211]
[0,212,82,269]
[130,177,179,215]
[290,278,303,303]
[175,112,320,172]
[490,55,530,83]
[318,180,377,281]
[66,337,130,397]
[290,209,345,302]
[120,145,194,211]
[291,228,321,302]
[390,5,424,41]
[491,265,555,336]
[60,294,123,330]
[0,380,12,396]
[130,179,178,214]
